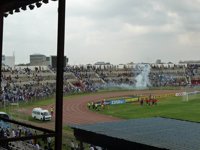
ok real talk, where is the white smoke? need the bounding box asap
[97,63,152,90]
[98,82,135,90]
[135,64,151,89]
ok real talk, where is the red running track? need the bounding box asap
[60,90,181,125]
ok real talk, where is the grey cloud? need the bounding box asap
[3,0,200,64]
[69,0,169,26]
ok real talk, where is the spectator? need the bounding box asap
[50,106,54,117]
[70,140,75,150]
[35,142,40,150]
[47,136,52,149]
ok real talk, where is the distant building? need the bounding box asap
[156,59,162,64]
[30,54,68,68]
[30,54,47,66]
[2,55,15,68]
[179,60,200,64]
[94,62,110,65]
[94,62,106,65]
[2,55,5,63]
[49,56,68,68]
[46,57,50,65]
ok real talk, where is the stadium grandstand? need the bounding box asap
[1,0,200,149]
[1,61,200,104]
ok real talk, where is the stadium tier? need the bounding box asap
[1,63,200,103]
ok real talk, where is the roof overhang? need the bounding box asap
[0,0,57,17]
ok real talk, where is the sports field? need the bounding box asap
[2,89,200,125]
[99,94,200,122]
[1,89,200,148]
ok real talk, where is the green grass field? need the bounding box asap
[1,90,200,149]
[99,94,200,122]
[2,90,200,123]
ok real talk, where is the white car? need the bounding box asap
[32,108,51,121]
[0,112,11,128]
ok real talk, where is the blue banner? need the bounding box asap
[110,99,126,105]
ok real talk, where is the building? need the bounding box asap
[29,54,68,68]
[94,62,111,65]
[49,55,68,68]
[179,60,200,64]
[2,54,15,68]
[30,54,47,66]
[2,55,5,63]
[155,59,162,64]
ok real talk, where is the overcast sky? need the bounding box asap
[3,0,200,65]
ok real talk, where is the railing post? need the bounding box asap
[55,0,66,149]
[0,11,4,107]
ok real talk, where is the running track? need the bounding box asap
[20,90,182,128]
[60,90,181,125]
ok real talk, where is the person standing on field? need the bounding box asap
[50,106,54,117]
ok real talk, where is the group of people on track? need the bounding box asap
[87,96,159,111]
[87,100,106,111]
[139,98,158,106]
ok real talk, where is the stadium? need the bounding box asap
[1,60,200,149]
[1,0,200,150]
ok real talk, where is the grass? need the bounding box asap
[99,94,200,122]
[2,90,200,149]
[0,90,135,124]
[0,89,145,113]
[0,91,116,149]
[2,90,200,123]
[0,87,183,113]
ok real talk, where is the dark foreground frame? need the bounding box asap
[0,0,66,149]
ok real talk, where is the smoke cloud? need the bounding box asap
[135,64,151,89]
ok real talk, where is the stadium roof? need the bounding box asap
[1,0,40,12]
[71,117,200,150]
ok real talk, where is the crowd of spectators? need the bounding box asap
[149,65,188,87]
[185,64,200,85]
[1,63,200,150]
[0,124,53,150]
[1,64,200,104]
